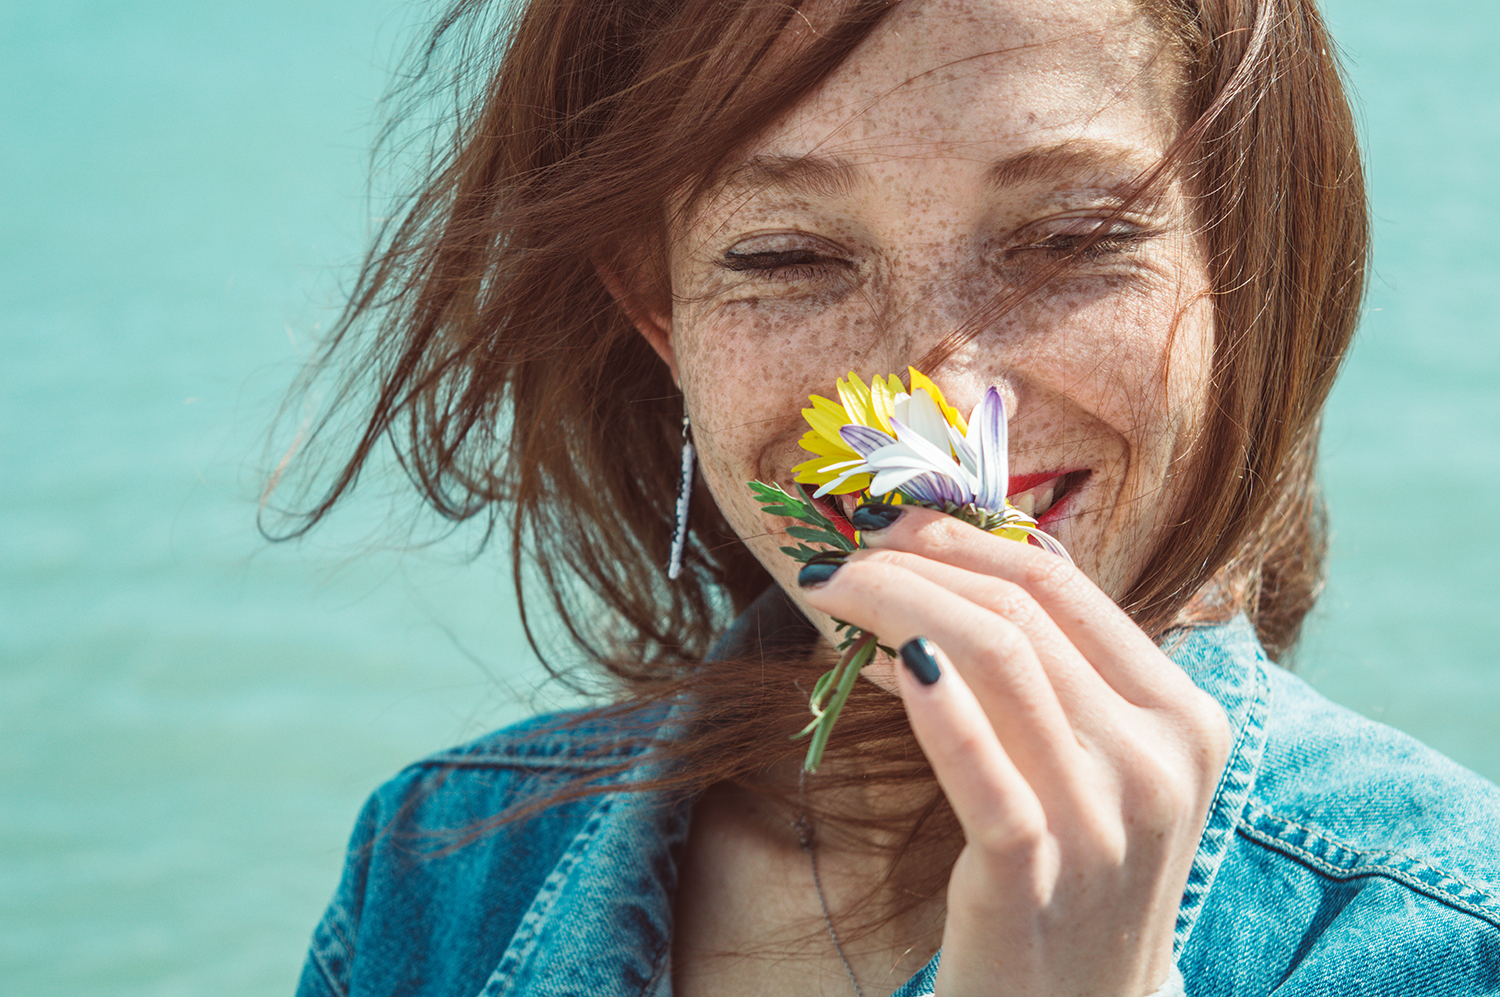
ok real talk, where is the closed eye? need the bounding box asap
[1009,226,1157,261]
[719,248,852,281]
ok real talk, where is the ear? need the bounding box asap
[595,257,678,384]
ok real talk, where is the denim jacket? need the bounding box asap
[297,591,1500,996]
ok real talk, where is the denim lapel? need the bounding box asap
[475,764,693,997]
[1163,616,1272,954]
[474,589,814,997]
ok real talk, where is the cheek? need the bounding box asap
[674,299,888,475]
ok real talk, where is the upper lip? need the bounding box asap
[1006,471,1078,496]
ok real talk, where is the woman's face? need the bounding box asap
[642,0,1213,634]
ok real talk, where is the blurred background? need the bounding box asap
[2,1,1496,994]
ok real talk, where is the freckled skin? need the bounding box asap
[643,0,1213,650]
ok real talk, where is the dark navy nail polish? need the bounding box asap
[850,502,904,532]
[804,550,848,566]
[797,560,843,588]
[899,637,942,685]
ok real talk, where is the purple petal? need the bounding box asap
[907,470,974,507]
[973,387,1009,511]
[839,424,896,457]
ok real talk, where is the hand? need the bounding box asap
[798,505,1232,997]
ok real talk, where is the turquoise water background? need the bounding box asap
[2,1,1496,993]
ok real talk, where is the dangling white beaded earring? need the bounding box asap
[667,411,695,580]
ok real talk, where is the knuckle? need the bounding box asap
[970,627,1030,681]
[1020,550,1083,597]
[921,512,974,547]
[973,807,1048,857]
[1179,688,1234,765]
[1083,819,1131,869]
[856,548,911,569]
[939,726,993,768]
[1132,771,1193,831]
[980,579,1037,625]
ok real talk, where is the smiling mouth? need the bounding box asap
[805,469,1090,534]
[1007,470,1090,524]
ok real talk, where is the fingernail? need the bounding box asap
[899,637,942,685]
[797,561,843,588]
[804,550,847,566]
[850,502,904,532]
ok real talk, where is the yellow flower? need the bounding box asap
[791,369,967,495]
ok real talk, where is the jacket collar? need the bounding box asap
[480,588,1269,994]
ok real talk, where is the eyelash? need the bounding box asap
[1008,226,1156,261]
[719,248,850,281]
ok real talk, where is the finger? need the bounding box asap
[846,546,1119,718]
[855,504,1198,707]
[801,556,1089,786]
[893,635,1048,853]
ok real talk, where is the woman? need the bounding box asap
[277,0,1500,994]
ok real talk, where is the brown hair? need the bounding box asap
[265,0,1364,843]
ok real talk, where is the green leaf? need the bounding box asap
[785,524,846,547]
[748,480,816,519]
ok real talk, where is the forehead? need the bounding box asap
[725,0,1176,187]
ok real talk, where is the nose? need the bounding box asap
[856,251,1022,420]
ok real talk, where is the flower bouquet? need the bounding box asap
[748,369,1070,772]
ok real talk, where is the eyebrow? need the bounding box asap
[713,140,1162,203]
[714,153,863,200]
[984,141,1160,192]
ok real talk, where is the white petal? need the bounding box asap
[1010,525,1073,564]
[863,444,942,472]
[868,465,939,496]
[889,419,978,494]
[904,389,954,455]
[948,423,978,475]
[813,466,872,497]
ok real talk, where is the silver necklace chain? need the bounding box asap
[795,769,868,997]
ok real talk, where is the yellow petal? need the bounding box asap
[798,431,857,459]
[870,374,901,433]
[802,395,854,447]
[792,453,850,479]
[835,372,879,429]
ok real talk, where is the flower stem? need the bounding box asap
[802,631,878,773]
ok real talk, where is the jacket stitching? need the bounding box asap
[306,899,352,995]
[473,796,615,997]
[1175,656,1270,953]
[307,944,347,997]
[1237,807,1500,930]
